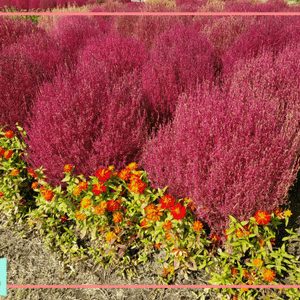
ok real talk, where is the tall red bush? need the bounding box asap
[0,30,62,131]
[142,24,220,128]
[140,47,300,238]
[24,34,150,187]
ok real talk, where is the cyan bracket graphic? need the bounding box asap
[0,258,7,296]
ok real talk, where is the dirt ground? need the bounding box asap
[0,171,300,300]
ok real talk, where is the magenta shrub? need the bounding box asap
[0,30,62,131]
[16,0,29,10]
[200,16,256,57]
[24,34,150,186]
[225,0,291,12]
[142,24,219,127]
[222,17,300,76]
[0,17,38,50]
[47,16,102,67]
[140,47,300,237]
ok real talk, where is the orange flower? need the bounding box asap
[0,192,4,199]
[99,226,106,232]
[159,194,176,210]
[155,243,162,249]
[0,147,5,157]
[253,258,263,268]
[3,150,13,159]
[42,189,54,202]
[106,199,121,212]
[27,167,37,178]
[145,204,163,222]
[211,233,221,243]
[162,267,169,278]
[10,169,19,176]
[163,220,173,231]
[81,196,91,209]
[263,269,276,282]
[4,130,14,139]
[193,220,204,232]
[172,248,188,258]
[106,231,116,242]
[127,221,132,226]
[108,165,114,171]
[76,211,87,220]
[78,181,88,191]
[63,164,73,172]
[31,182,38,189]
[93,201,107,215]
[73,185,82,196]
[114,227,121,234]
[113,212,123,224]
[126,162,138,171]
[240,283,249,292]
[140,218,150,228]
[254,210,272,226]
[259,239,265,247]
[231,268,238,277]
[242,270,249,278]
[118,169,130,181]
[165,232,173,241]
[128,177,147,194]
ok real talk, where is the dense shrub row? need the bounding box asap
[1,10,300,236]
[2,0,300,12]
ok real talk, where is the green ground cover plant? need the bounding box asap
[1,125,300,300]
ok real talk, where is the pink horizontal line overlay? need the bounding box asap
[1,12,300,15]
[7,285,300,288]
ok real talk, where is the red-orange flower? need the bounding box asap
[254,210,272,226]
[154,243,162,249]
[95,168,111,182]
[63,164,72,172]
[211,233,221,243]
[92,182,107,196]
[263,269,276,282]
[159,194,176,210]
[128,177,147,194]
[193,220,204,232]
[61,215,68,223]
[140,218,150,229]
[163,220,173,231]
[5,130,14,139]
[113,212,123,224]
[106,199,121,212]
[145,204,163,222]
[31,182,38,189]
[259,239,265,247]
[42,189,54,202]
[27,167,37,178]
[78,181,88,191]
[126,162,138,171]
[10,169,19,176]
[231,268,238,277]
[0,192,4,199]
[0,147,5,157]
[3,150,13,159]
[118,169,130,181]
[170,203,186,220]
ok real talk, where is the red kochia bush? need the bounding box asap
[0,17,38,50]
[24,34,149,187]
[0,30,62,132]
[48,16,103,67]
[140,48,300,238]
[222,16,300,76]
[142,24,219,127]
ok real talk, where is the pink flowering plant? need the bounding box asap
[0,126,300,299]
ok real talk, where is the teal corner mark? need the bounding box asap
[0,258,7,296]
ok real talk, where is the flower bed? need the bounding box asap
[1,125,300,299]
